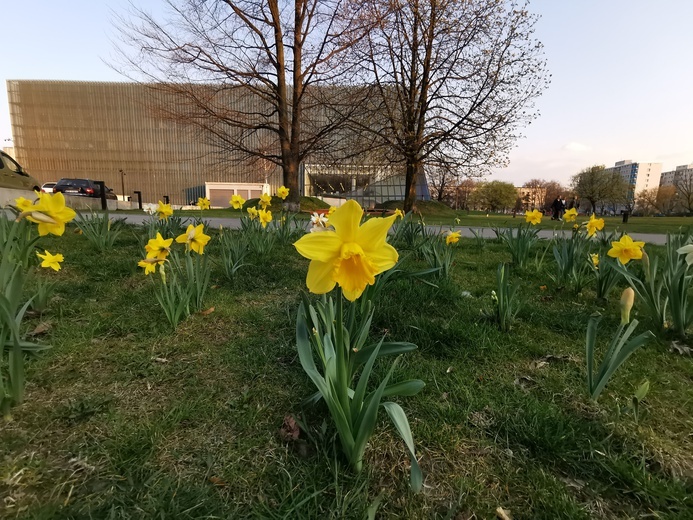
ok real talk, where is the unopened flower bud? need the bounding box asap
[491,290,498,304]
[620,287,635,324]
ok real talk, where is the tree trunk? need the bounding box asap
[403,159,422,212]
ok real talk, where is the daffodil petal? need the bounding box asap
[294,231,342,262]
[329,200,362,243]
[364,242,398,274]
[306,260,337,294]
[356,215,396,252]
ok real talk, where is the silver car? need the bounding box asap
[0,151,40,192]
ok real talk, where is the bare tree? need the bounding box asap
[343,0,548,211]
[114,0,367,209]
[572,165,611,214]
[637,186,677,215]
[674,173,693,214]
[522,179,547,209]
[542,181,565,211]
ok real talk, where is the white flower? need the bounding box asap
[142,203,157,215]
[310,212,328,228]
[676,243,693,266]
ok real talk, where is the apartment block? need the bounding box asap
[660,164,693,187]
[603,160,662,210]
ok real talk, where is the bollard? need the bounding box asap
[163,195,170,204]
[622,210,629,224]
[95,181,107,210]
[134,191,143,210]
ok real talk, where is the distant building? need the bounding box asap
[660,164,693,187]
[516,186,546,211]
[603,160,662,211]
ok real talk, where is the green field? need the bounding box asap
[2,219,692,519]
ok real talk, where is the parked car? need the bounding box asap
[52,178,117,200]
[0,151,41,192]
[41,182,57,193]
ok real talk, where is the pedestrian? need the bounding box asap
[551,196,563,221]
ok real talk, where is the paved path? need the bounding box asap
[115,214,668,245]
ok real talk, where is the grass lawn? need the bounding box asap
[3,220,693,519]
[120,198,693,235]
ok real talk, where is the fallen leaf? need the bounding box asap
[529,360,549,370]
[28,322,52,336]
[210,285,221,290]
[279,415,301,442]
[496,506,512,520]
[208,476,228,487]
[446,366,454,373]
[152,357,169,364]
[199,307,215,315]
[514,375,536,391]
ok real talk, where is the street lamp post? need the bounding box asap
[119,169,126,201]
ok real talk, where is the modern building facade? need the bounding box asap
[603,160,662,210]
[7,80,426,206]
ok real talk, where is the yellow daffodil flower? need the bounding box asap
[394,209,405,219]
[138,257,162,275]
[446,231,461,245]
[328,206,337,215]
[572,223,579,231]
[525,209,543,225]
[563,208,578,222]
[198,197,211,210]
[21,192,77,237]
[36,250,64,271]
[175,224,211,255]
[259,193,272,209]
[157,201,173,221]
[247,206,258,220]
[293,199,398,301]
[258,208,273,228]
[590,253,599,268]
[230,194,245,210]
[620,287,635,324]
[585,214,605,237]
[676,243,693,266]
[607,234,645,265]
[277,186,289,200]
[15,196,35,212]
[145,232,173,260]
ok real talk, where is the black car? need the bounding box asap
[53,179,117,199]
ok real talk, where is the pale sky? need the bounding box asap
[2,0,692,186]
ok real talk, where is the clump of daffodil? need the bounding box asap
[620,287,635,324]
[17,191,77,237]
[36,250,64,271]
[563,208,578,222]
[230,194,245,210]
[394,209,405,219]
[525,209,543,225]
[607,234,645,265]
[247,206,258,220]
[145,232,173,260]
[585,214,605,238]
[198,197,211,210]
[277,186,289,200]
[258,208,273,228]
[259,193,272,209]
[590,253,599,268]
[676,243,693,266]
[157,201,173,221]
[446,230,461,245]
[175,224,211,254]
[294,199,398,301]
[138,257,163,275]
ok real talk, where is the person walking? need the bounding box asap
[551,196,563,221]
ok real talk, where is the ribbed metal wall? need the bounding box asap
[7,80,282,205]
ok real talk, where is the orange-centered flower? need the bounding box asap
[277,186,289,200]
[525,209,543,225]
[293,199,398,301]
[607,234,645,265]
